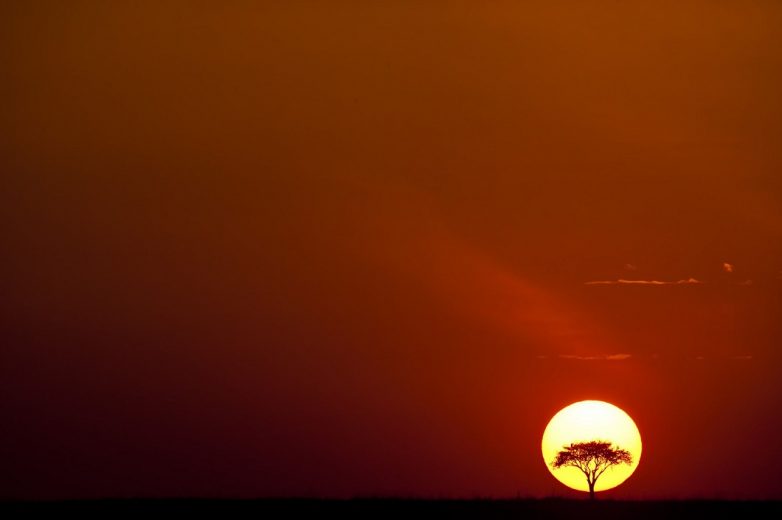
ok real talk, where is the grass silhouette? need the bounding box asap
[2,498,780,519]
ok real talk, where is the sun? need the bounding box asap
[541,400,642,493]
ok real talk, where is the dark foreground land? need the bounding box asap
[2,499,780,518]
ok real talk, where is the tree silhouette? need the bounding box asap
[551,440,633,500]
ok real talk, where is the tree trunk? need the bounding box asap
[589,482,595,500]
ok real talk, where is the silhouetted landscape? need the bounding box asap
[2,499,781,518]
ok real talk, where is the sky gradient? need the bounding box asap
[3,1,782,500]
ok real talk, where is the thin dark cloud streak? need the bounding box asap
[584,278,703,286]
[557,353,632,361]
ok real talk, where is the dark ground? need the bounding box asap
[1,499,780,519]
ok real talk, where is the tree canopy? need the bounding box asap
[551,440,633,499]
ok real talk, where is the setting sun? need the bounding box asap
[542,401,642,494]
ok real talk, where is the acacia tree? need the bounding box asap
[551,440,633,500]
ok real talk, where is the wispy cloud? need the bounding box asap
[694,355,753,361]
[547,353,755,361]
[558,353,632,361]
[585,278,703,286]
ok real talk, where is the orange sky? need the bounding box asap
[2,1,782,499]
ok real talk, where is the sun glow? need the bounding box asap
[541,400,642,493]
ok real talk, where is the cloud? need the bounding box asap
[623,263,637,271]
[723,262,734,273]
[693,355,753,361]
[551,353,753,361]
[584,278,703,286]
[605,353,633,360]
[558,353,632,361]
[738,279,753,286]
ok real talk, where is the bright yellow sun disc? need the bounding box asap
[541,400,642,493]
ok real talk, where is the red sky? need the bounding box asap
[3,1,782,500]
